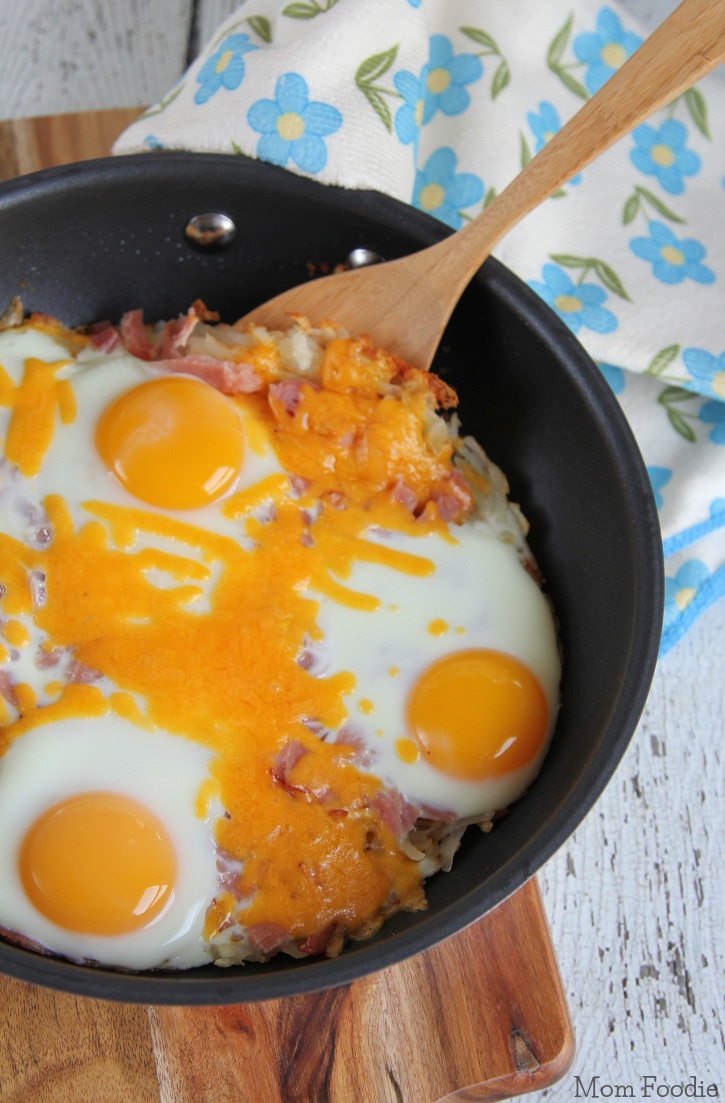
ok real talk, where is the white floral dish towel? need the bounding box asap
[113,0,725,655]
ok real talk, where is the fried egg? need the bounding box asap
[0,714,218,969]
[311,522,560,818]
[0,325,286,545]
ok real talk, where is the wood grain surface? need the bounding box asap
[0,881,573,1103]
[0,108,574,1103]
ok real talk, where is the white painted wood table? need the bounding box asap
[0,0,723,1098]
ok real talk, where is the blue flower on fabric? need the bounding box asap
[394,70,423,147]
[529,264,617,335]
[573,8,642,94]
[630,120,700,195]
[682,348,725,400]
[629,222,716,285]
[195,34,259,105]
[412,148,484,230]
[143,135,166,150]
[247,73,342,175]
[393,36,481,147]
[597,362,626,393]
[407,0,422,6]
[648,466,672,510]
[700,400,725,445]
[663,559,710,632]
[528,103,581,185]
[421,35,482,123]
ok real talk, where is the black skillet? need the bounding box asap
[0,152,663,1003]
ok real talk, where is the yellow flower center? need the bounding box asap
[651,143,676,167]
[600,42,627,69]
[414,99,424,126]
[420,183,445,212]
[713,371,725,399]
[543,130,555,143]
[276,112,305,142]
[675,587,696,612]
[554,294,582,314]
[215,50,233,74]
[427,68,451,94]
[660,245,685,266]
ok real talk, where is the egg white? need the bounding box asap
[0,327,287,545]
[0,716,219,970]
[310,522,561,819]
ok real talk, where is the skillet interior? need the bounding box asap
[0,153,663,1003]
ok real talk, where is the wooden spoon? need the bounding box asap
[242,0,725,370]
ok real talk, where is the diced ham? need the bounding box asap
[120,309,157,360]
[215,849,245,900]
[434,494,463,522]
[269,378,307,415]
[157,308,201,360]
[67,660,102,684]
[299,920,342,957]
[157,356,262,395]
[89,326,121,353]
[0,671,17,707]
[334,725,378,768]
[433,468,474,520]
[34,646,64,670]
[245,922,289,954]
[370,789,420,838]
[416,802,458,824]
[270,738,310,796]
[391,478,418,513]
[274,739,308,777]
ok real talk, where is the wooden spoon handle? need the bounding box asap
[440,0,725,286]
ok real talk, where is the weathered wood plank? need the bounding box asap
[0,0,193,121]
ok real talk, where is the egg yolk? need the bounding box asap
[95,376,244,510]
[19,792,176,935]
[406,649,549,780]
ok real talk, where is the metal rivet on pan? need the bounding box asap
[185,213,237,248]
[345,248,385,268]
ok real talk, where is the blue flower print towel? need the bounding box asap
[114,0,725,655]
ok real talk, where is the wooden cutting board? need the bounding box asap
[0,110,574,1103]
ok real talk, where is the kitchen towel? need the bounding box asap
[114,0,725,654]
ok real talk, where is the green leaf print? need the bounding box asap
[138,82,185,119]
[667,88,711,139]
[356,46,398,84]
[483,186,497,209]
[491,59,511,100]
[460,27,500,53]
[621,185,686,227]
[355,46,401,134]
[547,15,572,65]
[646,345,681,378]
[283,0,340,19]
[657,385,699,443]
[247,15,273,43]
[546,15,589,100]
[519,132,532,168]
[593,260,631,301]
[623,194,640,225]
[683,88,710,139]
[459,26,512,100]
[550,254,631,301]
